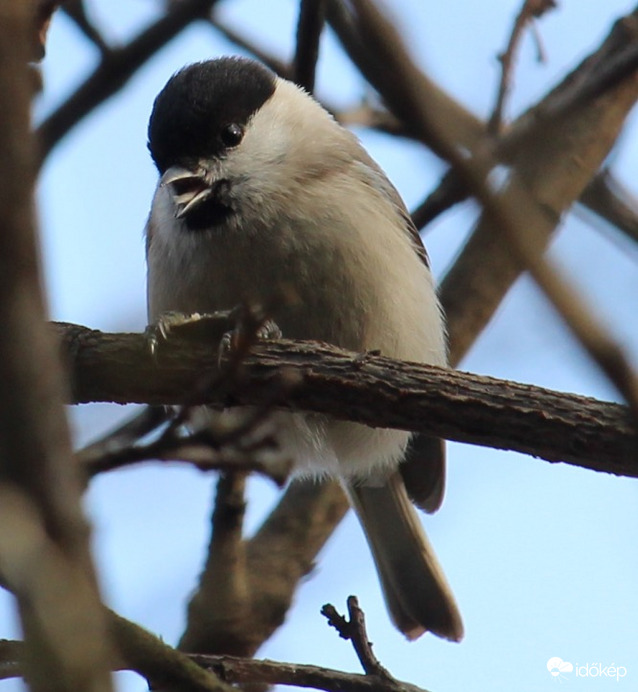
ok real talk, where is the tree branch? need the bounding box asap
[178,473,253,656]
[53,323,637,478]
[37,0,223,163]
[339,0,638,413]
[439,8,638,364]
[322,597,394,680]
[294,0,326,93]
[0,5,112,691]
[488,0,557,134]
[580,167,638,246]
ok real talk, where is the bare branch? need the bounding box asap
[0,634,430,692]
[580,167,638,247]
[0,4,112,690]
[110,611,234,692]
[79,409,291,485]
[208,14,291,78]
[294,0,326,93]
[440,9,638,364]
[488,0,557,134]
[341,0,638,416]
[37,0,223,163]
[53,323,637,477]
[194,653,427,692]
[325,0,485,157]
[178,473,253,656]
[34,0,66,59]
[245,478,349,653]
[410,168,467,230]
[0,609,238,692]
[61,1,110,55]
[322,597,394,681]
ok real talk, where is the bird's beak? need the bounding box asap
[161,166,213,219]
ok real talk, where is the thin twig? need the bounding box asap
[80,419,290,485]
[488,0,557,134]
[208,14,291,77]
[411,11,638,231]
[322,597,394,681]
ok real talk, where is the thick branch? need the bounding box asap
[178,473,252,656]
[54,323,637,478]
[0,5,112,691]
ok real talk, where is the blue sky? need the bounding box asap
[5,1,638,691]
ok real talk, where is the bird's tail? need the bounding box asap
[346,471,463,641]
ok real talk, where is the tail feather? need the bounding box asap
[400,434,446,513]
[346,472,463,642]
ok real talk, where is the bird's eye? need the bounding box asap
[220,123,244,147]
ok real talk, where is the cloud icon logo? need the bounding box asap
[547,657,574,677]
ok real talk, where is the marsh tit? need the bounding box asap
[146,56,462,642]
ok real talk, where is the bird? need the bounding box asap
[145,56,463,642]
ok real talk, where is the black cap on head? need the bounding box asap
[148,57,277,173]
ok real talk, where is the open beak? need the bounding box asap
[161,166,213,219]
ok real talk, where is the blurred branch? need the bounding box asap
[410,168,468,229]
[61,0,109,54]
[208,14,291,77]
[325,0,485,156]
[53,323,637,477]
[439,8,638,364]
[37,0,223,163]
[580,167,638,246]
[0,629,430,692]
[0,609,240,691]
[109,610,234,692]
[0,3,112,690]
[244,477,349,655]
[345,0,638,414]
[194,653,426,692]
[34,0,66,59]
[79,406,291,484]
[178,473,254,655]
[294,0,326,93]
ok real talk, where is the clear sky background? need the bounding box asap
[4,1,638,691]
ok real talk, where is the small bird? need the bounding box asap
[145,56,463,642]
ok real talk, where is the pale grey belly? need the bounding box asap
[147,218,414,478]
[148,222,369,350]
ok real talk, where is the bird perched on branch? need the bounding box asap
[145,56,462,642]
